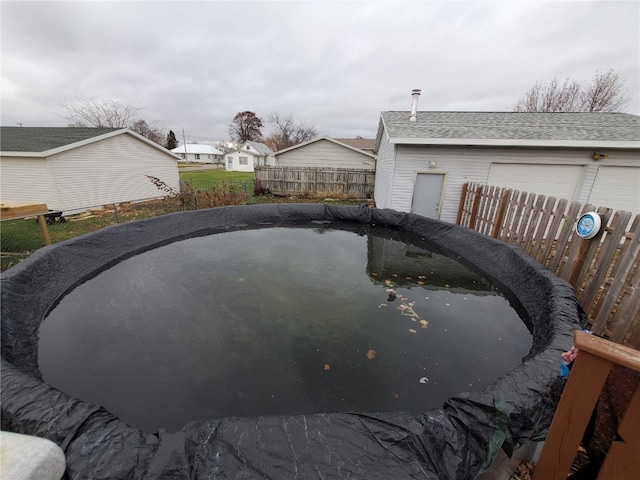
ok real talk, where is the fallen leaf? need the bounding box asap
[418,275,426,279]
[324,364,330,371]
[391,392,399,399]
[372,273,378,277]
[411,318,417,322]
[406,276,412,280]
[366,349,377,360]
[420,319,429,326]
[408,328,417,334]
[384,279,392,286]
[378,303,388,308]
[392,273,398,277]
[444,283,451,288]
[417,281,425,285]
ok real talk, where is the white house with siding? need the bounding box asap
[171,143,224,163]
[374,106,640,222]
[0,127,181,213]
[274,136,377,170]
[225,141,275,172]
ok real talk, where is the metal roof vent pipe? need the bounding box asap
[409,89,421,122]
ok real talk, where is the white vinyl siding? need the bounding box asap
[225,151,256,172]
[48,134,179,212]
[487,163,583,201]
[276,139,375,170]
[372,132,395,209]
[389,145,490,222]
[0,156,59,208]
[589,166,640,214]
[379,144,640,224]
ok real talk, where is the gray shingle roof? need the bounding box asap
[380,112,640,142]
[1,127,121,153]
[247,141,274,156]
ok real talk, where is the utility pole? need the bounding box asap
[182,128,188,162]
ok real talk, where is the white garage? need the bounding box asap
[374,108,640,222]
[487,163,583,201]
[0,127,181,213]
[589,166,640,214]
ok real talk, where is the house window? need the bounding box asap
[208,155,212,160]
[180,153,185,159]
[239,156,248,165]
[246,145,250,150]
[195,154,200,160]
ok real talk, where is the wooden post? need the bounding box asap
[36,215,52,246]
[456,182,469,225]
[469,185,483,230]
[491,188,510,239]
[533,331,640,480]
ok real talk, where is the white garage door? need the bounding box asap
[487,163,582,200]
[589,166,640,214]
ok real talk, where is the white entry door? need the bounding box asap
[411,173,445,219]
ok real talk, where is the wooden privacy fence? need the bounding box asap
[254,166,375,197]
[457,182,640,349]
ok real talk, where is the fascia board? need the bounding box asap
[388,137,640,149]
[0,152,47,157]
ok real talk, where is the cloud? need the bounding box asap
[1,1,638,143]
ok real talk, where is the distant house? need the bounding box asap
[171,144,224,163]
[274,136,376,170]
[226,141,275,172]
[374,107,640,222]
[332,137,376,155]
[0,127,181,213]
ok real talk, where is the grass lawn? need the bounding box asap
[179,167,255,191]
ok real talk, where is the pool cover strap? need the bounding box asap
[1,204,584,479]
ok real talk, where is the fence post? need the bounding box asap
[469,185,483,230]
[456,183,469,225]
[490,188,510,239]
[113,203,120,223]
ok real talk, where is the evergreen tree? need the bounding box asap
[165,130,178,150]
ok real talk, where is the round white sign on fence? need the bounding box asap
[576,212,602,239]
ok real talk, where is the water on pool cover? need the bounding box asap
[38,226,531,433]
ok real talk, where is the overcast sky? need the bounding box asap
[1,0,638,144]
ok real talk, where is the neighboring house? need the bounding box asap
[374,110,640,222]
[0,127,181,213]
[171,144,224,163]
[274,137,377,170]
[333,137,376,155]
[225,141,275,172]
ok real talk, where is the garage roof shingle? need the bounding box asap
[1,127,121,153]
[381,112,640,143]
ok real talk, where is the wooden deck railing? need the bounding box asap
[533,331,640,479]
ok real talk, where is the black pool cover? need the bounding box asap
[1,204,585,479]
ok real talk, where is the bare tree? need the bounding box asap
[130,119,164,145]
[61,95,142,127]
[264,112,318,152]
[581,69,632,112]
[513,69,631,112]
[228,111,264,143]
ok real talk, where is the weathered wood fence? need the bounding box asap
[457,182,640,349]
[254,166,375,197]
